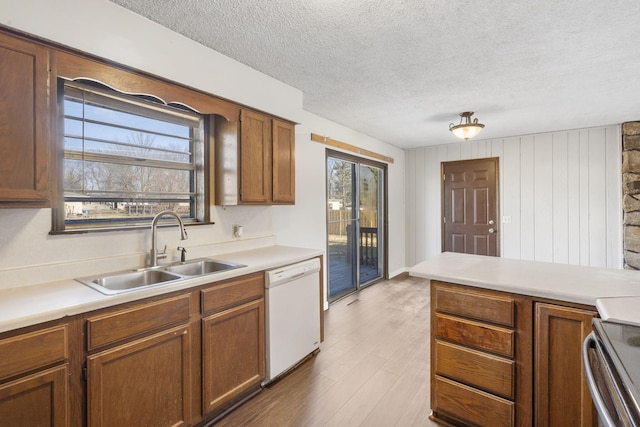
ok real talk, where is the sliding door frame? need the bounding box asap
[326,149,388,301]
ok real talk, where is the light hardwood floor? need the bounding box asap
[214,274,439,427]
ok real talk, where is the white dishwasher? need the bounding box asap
[264,258,321,384]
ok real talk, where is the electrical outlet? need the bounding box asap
[502,216,512,224]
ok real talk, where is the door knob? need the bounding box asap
[488,228,495,234]
[489,220,495,225]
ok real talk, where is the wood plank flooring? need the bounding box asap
[214,274,439,427]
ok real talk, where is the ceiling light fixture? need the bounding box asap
[449,112,485,141]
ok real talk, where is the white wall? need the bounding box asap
[406,125,623,269]
[0,0,406,294]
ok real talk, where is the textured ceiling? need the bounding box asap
[108,0,640,148]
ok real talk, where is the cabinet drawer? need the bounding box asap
[433,376,514,427]
[434,313,514,358]
[434,340,514,399]
[0,325,68,380]
[87,294,191,351]
[201,272,264,315]
[433,282,515,327]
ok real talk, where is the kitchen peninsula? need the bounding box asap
[410,252,640,427]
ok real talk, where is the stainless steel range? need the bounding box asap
[583,319,640,426]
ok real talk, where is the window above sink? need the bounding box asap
[52,79,207,233]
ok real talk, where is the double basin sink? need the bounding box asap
[76,258,246,295]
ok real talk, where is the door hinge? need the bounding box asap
[442,173,445,181]
[443,217,446,224]
[82,367,87,382]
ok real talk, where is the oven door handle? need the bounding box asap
[583,332,618,427]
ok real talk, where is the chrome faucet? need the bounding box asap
[150,210,188,267]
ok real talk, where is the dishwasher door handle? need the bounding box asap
[289,272,306,280]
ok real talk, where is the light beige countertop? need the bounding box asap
[409,252,640,307]
[0,245,323,334]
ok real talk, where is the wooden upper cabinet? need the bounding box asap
[239,109,272,203]
[272,119,295,204]
[235,109,295,205]
[0,32,53,207]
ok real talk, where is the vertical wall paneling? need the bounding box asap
[447,144,461,161]
[605,126,623,268]
[470,141,478,159]
[490,140,504,162]
[578,130,591,265]
[405,125,622,270]
[460,143,472,160]
[405,149,416,266]
[552,132,569,264]
[566,131,582,264]
[415,149,427,264]
[588,127,608,267]
[502,138,521,258]
[520,135,536,260]
[427,147,442,258]
[534,133,554,262]
[478,140,489,158]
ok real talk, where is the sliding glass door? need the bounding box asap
[327,151,385,301]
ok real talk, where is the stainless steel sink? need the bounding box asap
[164,258,246,276]
[76,269,183,295]
[76,258,246,295]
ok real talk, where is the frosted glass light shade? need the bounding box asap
[449,112,485,141]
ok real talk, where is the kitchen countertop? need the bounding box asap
[409,252,640,308]
[0,245,323,334]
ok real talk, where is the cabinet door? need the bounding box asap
[202,299,265,414]
[535,303,597,427]
[239,109,271,203]
[272,119,295,204]
[0,32,52,206]
[87,325,192,427]
[0,365,68,427]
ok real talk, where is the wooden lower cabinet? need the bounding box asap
[430,281,597,427]
[200,272,265,419]
[0,323,71,427]
[0,272,269,427]
[0,365,69,426]
[87,325,193,427]
[433,376,515,427]
[431,281,530,427]
[534,303,598,427]
[202,299,265,414]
